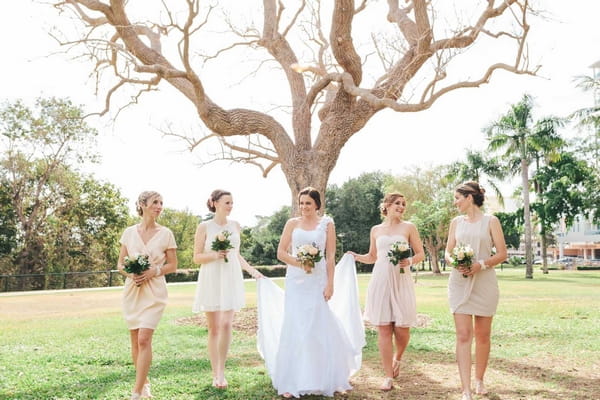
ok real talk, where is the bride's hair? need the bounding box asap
[380,192,405,216]
[207,189,232,212]
[456,181,485,207]
[136,191,162,216]
[298,186,321,210]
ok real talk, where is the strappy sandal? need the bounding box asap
[475,380,488,395]
[392,358,401,378]
[380,377,394,391]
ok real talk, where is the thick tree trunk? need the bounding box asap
[522,159,534,279]
[423,239,442,274]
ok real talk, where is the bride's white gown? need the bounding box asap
[257,216,365,398]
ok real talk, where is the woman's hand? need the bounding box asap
[253,271,265,279]
[397,256,412,272]
[323,283,334,301]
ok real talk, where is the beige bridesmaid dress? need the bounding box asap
[120,225,177,330]
[448,215,499,316]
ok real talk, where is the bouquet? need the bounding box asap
[123,254,151,286]
[450,243,475,278]
[387,240,412,273]
[296,243,323,274]
[211,230,234,262]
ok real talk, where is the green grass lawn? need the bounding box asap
[0,268,598,400]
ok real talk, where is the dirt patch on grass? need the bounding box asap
[175,307,259,334]
[175,308,432,334]
[176,307,600,400]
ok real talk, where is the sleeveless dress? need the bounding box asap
[363,235,417,327]
[448,215,499,316]
[256,216,365,398]
[120,225,177,330]
[192,219,245,313]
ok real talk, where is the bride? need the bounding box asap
[257,187,365,398]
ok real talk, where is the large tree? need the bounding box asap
[571,73,600,168]
[0,98,99,281]
[485,94,562,279]
[0,97,129,290]
[49,0,535,209]
[532,152,600,266]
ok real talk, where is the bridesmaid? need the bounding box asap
[192,189,263,389]
[348,192,424,391]
[117,191,178,400]
[444,181,507,400]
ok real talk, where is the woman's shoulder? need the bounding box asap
[283,217,301,229]
[122,224,138,235]
[158,224,175,235]
[402,220,418,228]
[485,213,500,224]
[320,214,334,225]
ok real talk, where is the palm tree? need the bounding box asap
[529,118,566,274]
[485,94,564,279]
[446,149,507,206]
[571,74,600,168]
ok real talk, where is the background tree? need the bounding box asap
[532,152,600,268]
[528,117,565,273]
[49,0,536,211]
[494,210,523,251]
[326,172,390,269]
[158,208,199,270]
[0,98,129,290]
[0,98,98,284]
[486,94,562,279]
[386,165,455,273]
[446,149,507,206]
[241,206,291,266]
[0,181,18,270]
[43,176,129,288]
[571,74,600,168]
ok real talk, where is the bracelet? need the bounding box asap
[479,259,487,270]
[155,265,162,277]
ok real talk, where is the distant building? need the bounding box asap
[556,217,600,259]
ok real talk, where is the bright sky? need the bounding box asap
[2,1,600,226]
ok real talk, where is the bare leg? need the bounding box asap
[392,325,410,376]
[132,328,154,395]
[474,315,493,393]
[453,313,473,395]
[216,310,234,385]
[205,312,220,383]
[392,325,410,361]
[377,324,394,378]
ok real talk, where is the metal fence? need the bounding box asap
[0,270,126,293]
[0,266,289,293]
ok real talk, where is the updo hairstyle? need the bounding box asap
[298,187,321,210]
[207,189,232,212]
[380,192,405,216]
[455,181,486,207]
[136,191,162,216]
